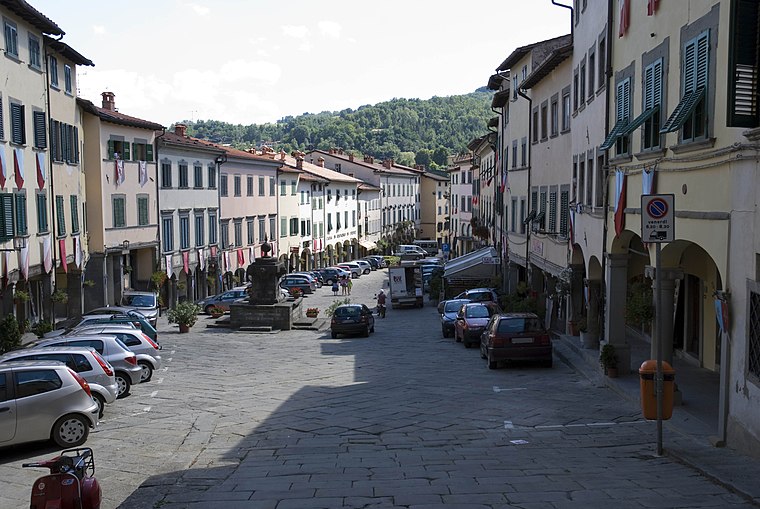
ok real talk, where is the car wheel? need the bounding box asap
[364,269,370,275]
[116,372,132,398]
[51,414,89,448]
[363,326,370,337]
[487,354,497,370]
[92,394,106,419]
[139,361,154,383]
[331,331,338,339]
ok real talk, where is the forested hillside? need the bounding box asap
[183,89,494,168]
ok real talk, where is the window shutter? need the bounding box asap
[73,127,79,163]
[622,79,631,121]
[56,195,66,236]
[70,195,79,233]
[37,193,47,232]
[684,39,697,93]
[695,31,709,91]
[146,143,153,162]
[729,0,759,126]
[107,140,115,160]
[0,194,13,240]
[32,111,46,149]
[122,142,130,160]
[10,103,24,145]
[616,81,625,121]
[644,65,654,110]
[15,193,27,235]
[549,191,557,232]
[652,59,662,106]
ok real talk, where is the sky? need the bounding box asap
[31,1,570,127]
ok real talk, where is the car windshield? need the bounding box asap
[123,295,156,307]
[466,306,492,318]
[497,318,543,333]
[444,301,465,313]
[334,307,360,317]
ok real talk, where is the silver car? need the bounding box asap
[31,335,142,398]
[75,325,162,383]
[0,347,118,418]
[121,291,159,328]
[0,360,99,448]
[354,260,372,275]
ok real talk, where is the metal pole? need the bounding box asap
[655,242,663,456]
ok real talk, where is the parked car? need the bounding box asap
[53,307,145,331]
[279,274,317,294]
[75,326,162,383]
[48,311,159,342]
[0,360,99,448]
[330,304,375,338]
[354,260,372,275]
[294,271,323,287]
[121,291,159,327]
[394,244,427,258]
[480,312,553,369]
[440,299,471,338]
[0,347,117,418]
[365,255,387,268]
[317,267,346,285]
[196,287,249,314]
[454,302,502,348]
[454,288,499,303]
[31,335,143,398]
[337,262,362,278]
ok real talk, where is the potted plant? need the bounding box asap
[14,289,30,304]
[151,271,168,291]
[51,288,69,304]
[83,279,96,288]
[600,343,619,378]
[305,307,320,318]
[289,287,304,299]
[167,301,201,333]
[208,305,225,318]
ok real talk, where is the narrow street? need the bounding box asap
[1,269,756,508]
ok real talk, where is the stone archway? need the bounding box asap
[300,248,311,271]
[335,242,344,263]
[343,240,352,261]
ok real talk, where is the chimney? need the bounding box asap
[174,123,187,137]
[296,155,304,170]
[280,150,286,161]
[383,159,392,169]
[318,157,325,167]
[364,155,371,163]
[349,154,354,162]
[101,91,116,111]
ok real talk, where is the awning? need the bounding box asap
[600,118,630,151]
[359,240,377,250]
[660,87,705,133]
[621,105,659,136]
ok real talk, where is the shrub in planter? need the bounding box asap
[51,288,69,304]
[0,314,21,354]
[31,320,54,338]
[208,306,225,317]
[600,344,618,376]
[167,301,201,332]
[305,307,320,318]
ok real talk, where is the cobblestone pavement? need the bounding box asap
[1,268,758,508]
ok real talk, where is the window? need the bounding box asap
[161,162,172,188]
[562,89,571,131]
[596,154,605,207]
[0,193,12,240]
[180,214,190,249]
[162,216,173,252]
[539,190,547,230]
[259,176,266,196]
[28,34,41,69]
[220,174,228,196]
[221,220,230,248]
[36,192,48,233]
[280,180,287,196]
[234,219,242,246]
[291,180,297,195]
[179,163,189,188]
[511,140,517,168]
[4,19,18,58]
[136,195,148,226]
[532,107,539,142]
[598,37,606,89]
[246,218,254,244]
[353,210,356,227]
[577,160,585,206]
[112,195,125,228]
[195,214,205,246]
[600,77,631,153]
[540,102,548,140]
[64,65,72,94]
[327,213,333,232]
[588,49,596,97]
[208,165,216,189]
[107,139,129,160]
[208,211,218,244]
[70,195,80,233]
[49,122,79,164]
[13,191,26,235]
[550,96,559,136]
[728,1,760,127]
[258,217,265,242]
[16,369,62,399]
[642,59,663,149]
[247,176,253,196]
[194,165,203,188]
[521,138,527,167]
[233,175,241,196]
[573,68,579,111]
[269,216,275,240]
[580,58,587,105]
[10,102,25,145]
[559,190,569,237]
[280,217,287,237]
[49,55,58,88]
[132,141,153,161]
[290,217,298,236]
[345,211,349,229]
[519,198,526,234]
[269,176,275,196]
[661,30,709,141]
[586,157,594,206]
[32,111,46,149]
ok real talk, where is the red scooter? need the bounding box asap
[22,447,102,509]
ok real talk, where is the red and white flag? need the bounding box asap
[614,170,627,237]
[36,152,46,189]
[237,249,245,268]
[74,236,82,268]
[183,251,190,274]
[13,148,24,189]
[210,246,217,258]
[619,0,630,37]
[165,254,173,274]
[197,248,205,271]
[249,246,255,263]
[59,239,68,273]
[138,161,148,187]
[42,235,52,273]
[0,145,7,189]
[18,243,29,280]
[647,0,659,16]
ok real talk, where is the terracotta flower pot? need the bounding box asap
[179,323,190,333]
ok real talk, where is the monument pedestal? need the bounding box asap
[230,298,302,331]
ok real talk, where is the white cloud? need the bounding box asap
[92,25,105,35]
[317,20,341,39]
[298,41,313,52]
[281,25,310,39]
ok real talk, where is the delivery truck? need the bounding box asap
[388,262,424,308]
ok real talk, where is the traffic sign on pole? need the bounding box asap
[641,194,675,243]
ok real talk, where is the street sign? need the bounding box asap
[482,256,501,265]
[641,194,675,243]
[442,243,450,253]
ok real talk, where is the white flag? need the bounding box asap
[42,235,52,273]
[139,161,148,187]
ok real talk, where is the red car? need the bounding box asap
[453,302,502,348]
[480,312,552,369]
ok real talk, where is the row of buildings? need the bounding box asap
[452,0,760,455]
[0,1,451,324]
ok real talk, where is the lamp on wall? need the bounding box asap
[122,240,130,251]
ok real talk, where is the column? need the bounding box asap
[569,264,585,323]
[585,278,602,339]
[605,253,631,373]
[645,266,683,365]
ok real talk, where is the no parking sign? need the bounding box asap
[641,194,674,243]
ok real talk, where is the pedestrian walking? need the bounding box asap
[347,278,353,295]
[332,281,339,296]
[340,276,348,295]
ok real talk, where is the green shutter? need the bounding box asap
[15,193,27,235]
[73,128,79,163]
[0,194,13,240]
[107,140,115,160]
[56,195,66,236]
[146,144,154,162]
[36,193,47,232]
[122,142,130,160]
[621,106,659,136]
[660,88,705,133]
[70,195,79,233]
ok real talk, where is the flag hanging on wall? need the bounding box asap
[642,166,656,195]
[13,148,24,189]
[36,152,46,189]
[183,251,190,274]
[0,145,7,189]
[138,161,148,187]
[19,243,29,280]
[614,170,628,237]
[58,239,68,273]
[43,235,52,273]
[197,249,205,271]
[647,0,659,16]
[74,236,82,268]
[619,0,630,37]
[165,254,173,275]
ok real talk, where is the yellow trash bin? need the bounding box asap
[639,360,675,420]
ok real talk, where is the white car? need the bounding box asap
[354,260,372,275]
[337,262,362,278]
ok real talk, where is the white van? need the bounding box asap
[394,245,426,259]
[413,239,440,256]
